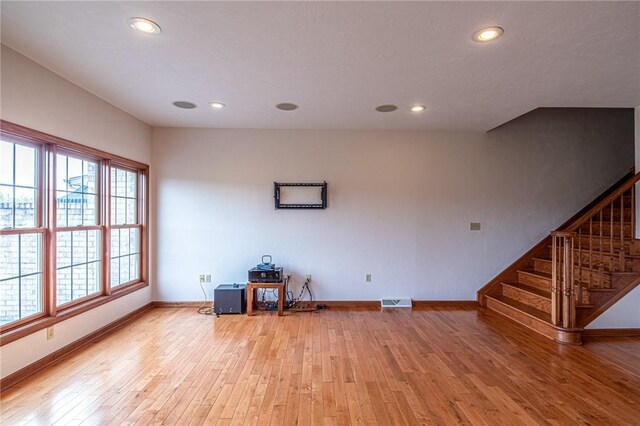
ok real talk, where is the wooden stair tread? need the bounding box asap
[487,294,551,323]
[502,281,551,298]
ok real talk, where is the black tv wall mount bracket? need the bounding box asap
[274,181,327,209]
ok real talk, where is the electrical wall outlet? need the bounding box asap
[365,274,372,283]
[199,274,205,283]
[206,274,211,283]
[46,326,54,340]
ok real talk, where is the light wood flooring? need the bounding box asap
[1,306,639,425]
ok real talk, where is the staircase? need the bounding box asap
[478,171,640,344]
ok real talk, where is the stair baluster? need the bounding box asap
[551,231,576,328]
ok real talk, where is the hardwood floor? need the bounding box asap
[1,306,639,425]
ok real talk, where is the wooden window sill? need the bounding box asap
[0,281,149,346]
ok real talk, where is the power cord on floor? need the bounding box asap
[197,281,217,316]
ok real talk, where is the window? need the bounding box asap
[110,167,140,287]
[0,140,44,326]
[56,154,102,306]
[0,121,148,340]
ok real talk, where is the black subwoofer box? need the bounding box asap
[214,284,246,314]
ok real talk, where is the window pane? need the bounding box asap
[57,154,68,192]
[84,194,97,225]
[111,229,120,258]
[0,234,19,280]
[110,168,138,226]
[0,185,13,229]
[120,255,130,284]
[110,169,117,196]
[110,227,139,287]
[57,232,71,268]
[126,199,137,224]
[56,190,68,227]
[14,187,36,228]
[83,161,97,195]
[57,267,72,305]
[120,228,129,256]
[0,142,38,232]
[87,261,100,294]
[67,157,82,189]
[116,198,126,225]
[72,264,88,299]
[129,228,139,254]
[20,233,41,276]
[130,254,139,281]
[72,230,87,264]
[57,229,102,306]
[116,169,126,197]
[110,200,117,227]
[0,141,13,185]
[87,230,100,262]
[110,258,119,287]
[0,278,20,325]
[0,232,43,324]
[15,144,36,188]
[20,274,42,318]
[67,199,83,227]
[126,171,136,198]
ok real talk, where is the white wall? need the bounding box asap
[0,45,153,379]
[587,287,640,329]
[152,108,634,308]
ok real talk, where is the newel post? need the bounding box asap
[551,231,577,328]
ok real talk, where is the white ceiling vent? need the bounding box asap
[381,299,412,308]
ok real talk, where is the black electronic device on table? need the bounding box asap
[248,255,284,283]
[214,283,246,314]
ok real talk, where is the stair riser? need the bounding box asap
[485,297,581,344]
[501,284,551,313]
[573,250,630,272]
[533,259,552,274]
[573,269,612,288]
[532,259,611,287]
[517,271,551,292]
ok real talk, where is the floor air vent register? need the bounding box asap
[380,299,412,308]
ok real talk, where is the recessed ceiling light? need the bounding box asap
[172,101,197,109]
[375,104,398,113]
[276,103,298,111]
[410,105,426,113]
[129,17,161,35]
[472,26,503,42]
[209,102,226,109]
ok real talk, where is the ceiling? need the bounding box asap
[1,1,639,132]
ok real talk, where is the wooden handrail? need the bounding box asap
[563,171,640,232]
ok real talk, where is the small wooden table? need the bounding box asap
[246,281,285,316]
